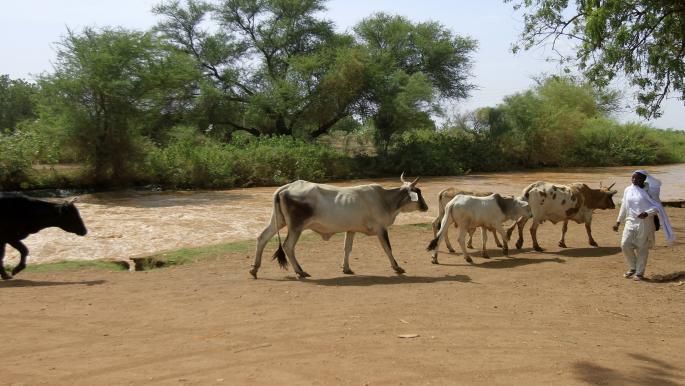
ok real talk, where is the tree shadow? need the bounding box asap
[264,274,471,287]
[549,246,621,258]
[0,279,106,288]
[573,353,683,386]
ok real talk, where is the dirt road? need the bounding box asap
[1,209,684,385]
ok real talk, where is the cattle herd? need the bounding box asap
[249,173,618,279]
[0,174,619,280]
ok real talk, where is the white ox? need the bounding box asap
[507,181,617,251]
[431,188,503,254]
[250,174,429,278]
[427,194,531,264]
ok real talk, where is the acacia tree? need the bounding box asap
[508,0,685,118]
[39,27,199,185]
[353,13,477,152]
[153,0,365,138]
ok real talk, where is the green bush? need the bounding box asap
[144,134,354,189]
[564,119,681,166]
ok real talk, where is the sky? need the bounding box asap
[1,0,683,130]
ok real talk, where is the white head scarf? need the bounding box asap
[633,170,674,245]
[634,169,662,202]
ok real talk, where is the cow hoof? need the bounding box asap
[297,271,311,278]
[431,257,439,265]
[482,254,490,259]
[447,247,456,253]
[590,241,598,247]
[558,242,567,248]
[515,240,523,250]
[343,268,355,275]
[534,246,544,252]
[1,274,12,280]
[466,244,474,250]
[249,269,258,279]
[394,267,405,274]
[465,256,473,263]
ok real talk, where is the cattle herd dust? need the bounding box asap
[7,164,684,265]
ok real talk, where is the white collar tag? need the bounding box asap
[409,191,419,202]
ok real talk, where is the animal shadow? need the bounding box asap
[549,246,621,258]
[0,279,106,288]
[272,274,472,287]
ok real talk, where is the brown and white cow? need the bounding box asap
[427,194,531,264]
[431,188,503,253]
[250,174,429,278]
[507,181,617,251]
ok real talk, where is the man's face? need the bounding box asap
[632,172,646,188]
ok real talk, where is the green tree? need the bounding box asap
[154,0,364,138]
[39,27,199,186]
[0,75,38,132]
[508,0,685,118]
[354,13,477,152]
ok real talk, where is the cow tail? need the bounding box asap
[271,194,288,270]
[427,205,452,251]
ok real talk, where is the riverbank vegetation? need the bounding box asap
[1,0,684,191]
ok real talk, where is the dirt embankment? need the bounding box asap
[1,208,684,385]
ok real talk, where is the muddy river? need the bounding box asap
[7,164,685,265]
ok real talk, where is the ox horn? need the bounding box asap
[410,176,420,186]
[66,197,78,205]
[608,182,616,190]
[400,172,406,183]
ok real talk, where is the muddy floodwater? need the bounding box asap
[9,164,685,265]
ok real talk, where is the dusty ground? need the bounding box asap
[1,209,684,385]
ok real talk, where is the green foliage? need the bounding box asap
[354,13,477,151]
[565,119,682,166]
[145,132,353,188]
[509,0,685,118]
[0,75,38,132]
[0,124,60,189]
[38,27,199,187]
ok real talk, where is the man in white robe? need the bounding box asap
[613,171,675,281]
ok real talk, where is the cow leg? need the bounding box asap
[586,222,598,247]
[457,227,472,263]
[466,227,475,249]
[250,215,285,278]
[480,227,489,259]
[9,241,29,276]
[508,216,528,250]
[0,242,10,280]
[530,221,544,252]
[377,229,404,274]
[558,220,569,248]
[342,232,355,274]
[282,229,309,278]
[495,225,509,257]
[444,224,456,253]
[492,228,503,248]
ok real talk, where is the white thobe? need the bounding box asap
[617,185,659,275]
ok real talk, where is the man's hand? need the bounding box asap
[638,212,648,219]
[612,222,620,232]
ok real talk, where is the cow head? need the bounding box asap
[593,182,618,210]
[399,172,429,212]
[58,198,88,236]
[514,197,532,218]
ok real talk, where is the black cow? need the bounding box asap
[0,193,87,279]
